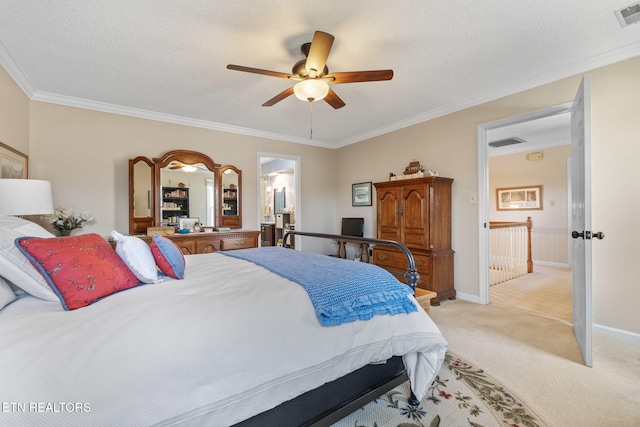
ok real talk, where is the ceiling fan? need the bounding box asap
[168,161,206,173]
[227,31,393,109]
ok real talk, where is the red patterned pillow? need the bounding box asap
[15,234,141,310]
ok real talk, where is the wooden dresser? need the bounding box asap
[137,230,260,255]
[373,177,455,305]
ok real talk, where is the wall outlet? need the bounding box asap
[468,192,478,204]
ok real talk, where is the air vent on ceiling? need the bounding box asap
[488,137,526,148]
[615,2,640,28]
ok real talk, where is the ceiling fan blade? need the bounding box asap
[323,88,345,109]
[305,31,334,78]
[326,70,394,84]
[262,87,295,107]
[227,64,292,79]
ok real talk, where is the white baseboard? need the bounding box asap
[594,323,640,345]
[454,293,640,344]
[533,260,571,268]
[454,292,484,304]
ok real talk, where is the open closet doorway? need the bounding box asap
[257,153,301,249]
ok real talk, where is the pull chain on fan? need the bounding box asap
[309,101,313,140]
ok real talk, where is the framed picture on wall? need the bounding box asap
[0,141,28,179]
[497,185,543,210]
[352,182,372,207]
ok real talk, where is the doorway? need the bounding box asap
[257,153,301,249]
[485,114,572,322]
[478,75,594,366]
[477,102,572,305]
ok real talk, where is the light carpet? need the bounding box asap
[332,351,547,427]
[490,265,572,323]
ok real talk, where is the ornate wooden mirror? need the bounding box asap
[218,165,242,228]
[129,150,243,234]
[153,150,220,232]
[129,156,155,235]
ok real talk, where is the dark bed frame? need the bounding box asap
[234,231,421,427]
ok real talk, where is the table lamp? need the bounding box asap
[0,179,54,216]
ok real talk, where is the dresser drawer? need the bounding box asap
[220,237,254,251]
[196,239,220,253]
[372,248,432,273]
[375,264,431,288]
[372,247,406,268]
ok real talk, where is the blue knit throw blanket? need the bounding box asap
[221,247,417,326]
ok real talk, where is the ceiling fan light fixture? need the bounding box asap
[181,165,197,173]
[293,79,329,102]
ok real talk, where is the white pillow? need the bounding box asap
[0,277,17,310]
[111,230,162,284]
[0,215,58,301]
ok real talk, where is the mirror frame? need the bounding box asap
[218,165,242,228]
[152,150,222,231]
[129,156,155,235]
[130,149,246,234]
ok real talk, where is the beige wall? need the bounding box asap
[1,55,638,336]
[337,56,640,336]
[490,145,571,265]
[0,67,29,155]
[25,102,337,254]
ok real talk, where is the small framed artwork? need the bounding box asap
[352,182,372,207]
[0,141,28,179]
[178,217,200,232]
[497,185,543,211]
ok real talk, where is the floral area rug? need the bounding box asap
[332,351,547,427]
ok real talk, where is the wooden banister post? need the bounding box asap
[526,216,533,273]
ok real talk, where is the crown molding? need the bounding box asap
[3,40,639,150]
[30,90,336,149]
[0,40,36,97]
[335,41,640,148]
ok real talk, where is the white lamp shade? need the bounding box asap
[293,79,330,102]
[0,179,54,216]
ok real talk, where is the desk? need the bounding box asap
[334,240,370,263]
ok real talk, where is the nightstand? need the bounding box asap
[414,288,437,315]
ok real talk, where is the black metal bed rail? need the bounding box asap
[282,230,420,292]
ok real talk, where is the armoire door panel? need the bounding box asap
[377,188,401,241]
[402,184,429,248]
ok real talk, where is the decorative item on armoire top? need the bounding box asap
[43,207,94,236]
[403,160,425,175]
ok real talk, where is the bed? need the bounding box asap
[0,218,447,426]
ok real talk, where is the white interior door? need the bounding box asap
[570,75,593,367]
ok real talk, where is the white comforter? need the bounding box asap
[0,252,447,426]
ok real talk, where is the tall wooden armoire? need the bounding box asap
[373,176,455,305]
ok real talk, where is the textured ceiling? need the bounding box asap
[0,1,639,148]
